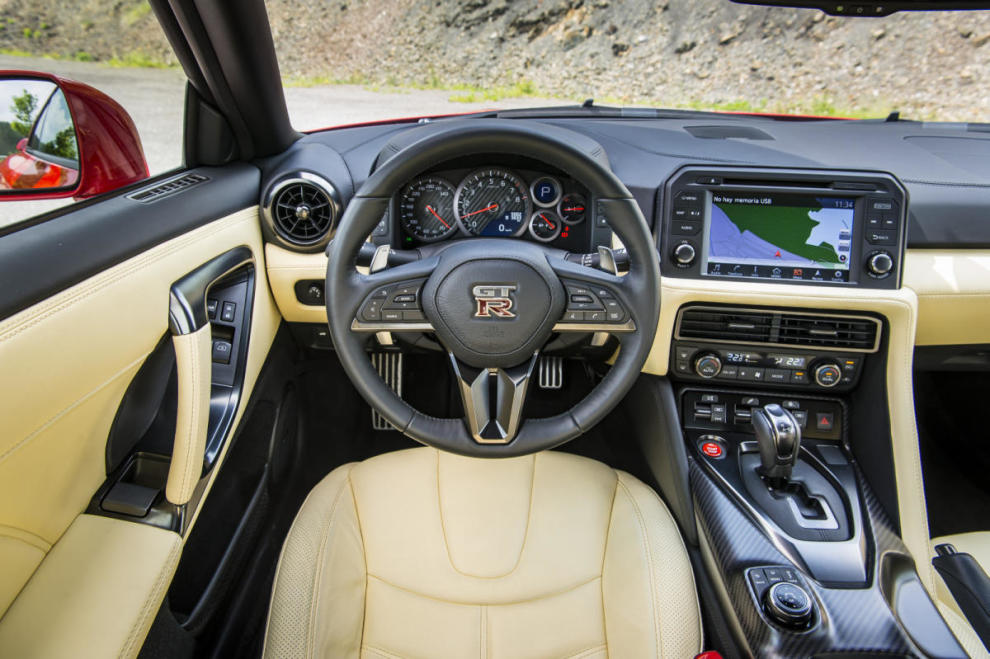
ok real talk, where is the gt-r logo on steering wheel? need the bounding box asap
[472,284,517,319]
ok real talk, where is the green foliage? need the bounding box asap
[123,3,152,27]
[106,52,171,68]
[9,90,38,136]
[37,126,79,161]
[73,51,95,62]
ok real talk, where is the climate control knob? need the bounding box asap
[813,361,842,388]
[867,251,894,278]
[673,243,696,266]
[694,353,722,379]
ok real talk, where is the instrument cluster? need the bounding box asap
[393,166,591,249]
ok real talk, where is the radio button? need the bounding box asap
[867,230,896,246]
[720,365,739,379]
[676,191,702,203]
[672,221,701,236]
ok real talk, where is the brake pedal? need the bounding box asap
[370,352,403,430]
[538,355,564,390]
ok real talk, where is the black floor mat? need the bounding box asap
[915,371,990,539]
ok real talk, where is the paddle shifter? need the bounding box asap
[751,403,801,486]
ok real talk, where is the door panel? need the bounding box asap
[0,204,280,627]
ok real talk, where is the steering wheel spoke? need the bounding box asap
[549,256,637,336]
[348,256,439,333]
[449,352,539,444]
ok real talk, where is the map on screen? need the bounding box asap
[707,194,854,271]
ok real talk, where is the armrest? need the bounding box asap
[0,514,181,659]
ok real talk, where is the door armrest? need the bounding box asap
[0,514,181,659]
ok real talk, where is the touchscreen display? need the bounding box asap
[702,192,854,283]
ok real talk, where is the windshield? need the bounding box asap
[268,1,989,130]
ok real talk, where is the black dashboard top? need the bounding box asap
[261,112,990,250]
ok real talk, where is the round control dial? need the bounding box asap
[694,353,722,379]
[673,243,696,266]
[764,582,813,628]
[814,361,842,388]
[867,251,894,278]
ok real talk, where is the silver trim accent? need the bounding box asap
[557,192,587,225]
[369,244,391,274]
[454,167,532,237]
[451,352,538,444]
[352,320,434,333]
[674,305,882,353]
[261,171,342,251]
[371,352,403,430]
[537,355,563,389]
[553,320,636,333]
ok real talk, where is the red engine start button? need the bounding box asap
[700,441,724,459]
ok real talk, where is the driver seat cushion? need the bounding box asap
[263,447,702,659]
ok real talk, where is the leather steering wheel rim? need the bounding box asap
[326,120,660,457]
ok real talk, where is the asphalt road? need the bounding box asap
[0,54,567,228]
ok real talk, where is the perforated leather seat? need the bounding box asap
[263,447,702,658]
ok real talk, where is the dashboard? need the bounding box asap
[380,162,610,253]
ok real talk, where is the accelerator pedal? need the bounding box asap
[370,352,403,430]
[538,355,564,390]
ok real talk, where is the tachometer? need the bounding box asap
[398,176,458,242]
[455,168,532,237]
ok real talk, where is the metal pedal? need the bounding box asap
[370,352,403,430]
[537,355,564,390]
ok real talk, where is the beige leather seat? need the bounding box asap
[264,447,702,658]
[931,533,990,659]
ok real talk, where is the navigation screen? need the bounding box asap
[702,192,855,283]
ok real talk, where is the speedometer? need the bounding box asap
[454,168,532,237]
[398,177,458,242]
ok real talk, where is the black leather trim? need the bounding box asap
[0,163,260,322]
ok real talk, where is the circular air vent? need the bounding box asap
[262,172,341,251]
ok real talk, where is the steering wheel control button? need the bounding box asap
[359,279,429,325]
[698,435,726,460]
[764,582,814,628]
[694,353,722,378]
[813,362,842,387]
[560,280,628,325]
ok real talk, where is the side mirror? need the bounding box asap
[0,71,149,201]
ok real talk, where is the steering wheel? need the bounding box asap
[326,120,660,457]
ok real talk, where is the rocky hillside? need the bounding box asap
[2,0,989,120]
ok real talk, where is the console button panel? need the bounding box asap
[683,389,842,441]
[673,342,863,392]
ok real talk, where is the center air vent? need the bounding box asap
[676,306,880,352]
[262,172,341,251]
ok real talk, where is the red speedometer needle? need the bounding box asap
[540,213,556,229]
[425,205,451,229]
[461,203,498,218]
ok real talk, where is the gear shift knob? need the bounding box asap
[751,403,801,485]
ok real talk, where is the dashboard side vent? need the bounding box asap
[678,308,774,343]
[262,172,341,251]
[778,314,878,350]
[128,173,209,203]
[676,306,880,352]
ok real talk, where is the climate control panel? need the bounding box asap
[672,342,864,392]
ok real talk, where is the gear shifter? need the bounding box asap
[751,403,801,486]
